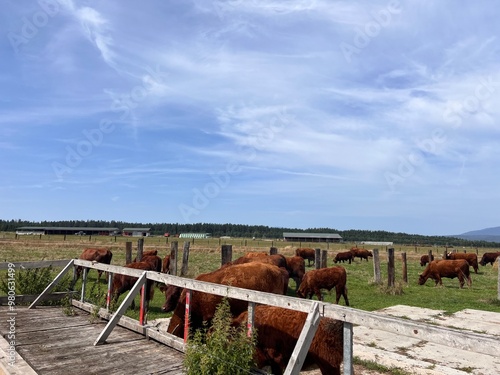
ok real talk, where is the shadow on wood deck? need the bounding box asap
[0,306,185,375]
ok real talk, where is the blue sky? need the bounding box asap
[1,1,499,236]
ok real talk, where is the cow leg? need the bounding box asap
[337,285,349,306]
[334,286,341,304]
[314,288,323,301]
[438,276,443,286]
[319,362,341,375]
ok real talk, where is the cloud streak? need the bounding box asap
[1,0,499,235]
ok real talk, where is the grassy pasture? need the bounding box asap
[1,233,500,322]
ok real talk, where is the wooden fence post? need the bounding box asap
[221,245,232,266]
[181,241,190,277]
[137,238,144,261]
[125,242,132,265]
[401,252,407,283]
[388,248,395,287]
[315,248,321,269]
[270,247,278,255]
[321,250,328,268]
[372,248,381,284]
[170,241,178,276]
[428,249,433,264]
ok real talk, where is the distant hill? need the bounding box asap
[454,226,500,242]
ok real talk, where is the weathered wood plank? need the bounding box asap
[284,302,320,375]
[0,306,185,375]
[322,304,500,357]
[72,300,186,352]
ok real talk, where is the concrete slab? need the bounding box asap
[354,305,500,375]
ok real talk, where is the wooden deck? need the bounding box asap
[0,306,185,375]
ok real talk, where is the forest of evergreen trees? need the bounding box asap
[1,219,498,248]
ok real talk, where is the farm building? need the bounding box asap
[283,232,343,243]
[122,228,151,237]
[15,226,120,236]
[179,233,212,239]
[360,241,394,246]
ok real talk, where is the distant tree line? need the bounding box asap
[1,219,498,248]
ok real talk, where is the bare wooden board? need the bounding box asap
[0,306,185,375]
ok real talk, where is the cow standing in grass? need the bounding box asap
[72,248,113,288]
[480,252,500,266]
[295,248,316,266]
[418,259,471,288]
[297,266,349,305]
[445,252,479,274]
[420,254,434,266]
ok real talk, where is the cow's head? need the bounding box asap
[160,284,182,312]
[296,288,305,298]
[417,274,426,285]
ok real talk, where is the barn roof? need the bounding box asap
[17,226,119,231]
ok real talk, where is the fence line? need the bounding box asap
[6,259,500,374]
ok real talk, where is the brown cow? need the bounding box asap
[295,248,315,266]
[420,254,434,266]
[480,252,500,266]
[111,257,161,310]
[233,306,343,375]
[166,262,287,337]
[285,256,305,291]
[445,252,479,273]
[350,248,372,261]
[244,251,268,258]
[418,259,471,288]
[334,251,353,264]
[297,266,349,305]
[224,253,287,269]
[74,248,113,283]
[162,254,171,273]
[138,254,162,273]
[159,283,183,313]
[133,249,158,262]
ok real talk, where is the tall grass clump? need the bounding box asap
[0,266,72,305]
[184,298,256,375]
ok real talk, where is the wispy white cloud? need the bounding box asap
[1,0,500,234]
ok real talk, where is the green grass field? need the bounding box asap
[1,233,500,322]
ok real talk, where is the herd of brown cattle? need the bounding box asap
[74,245,498,374]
